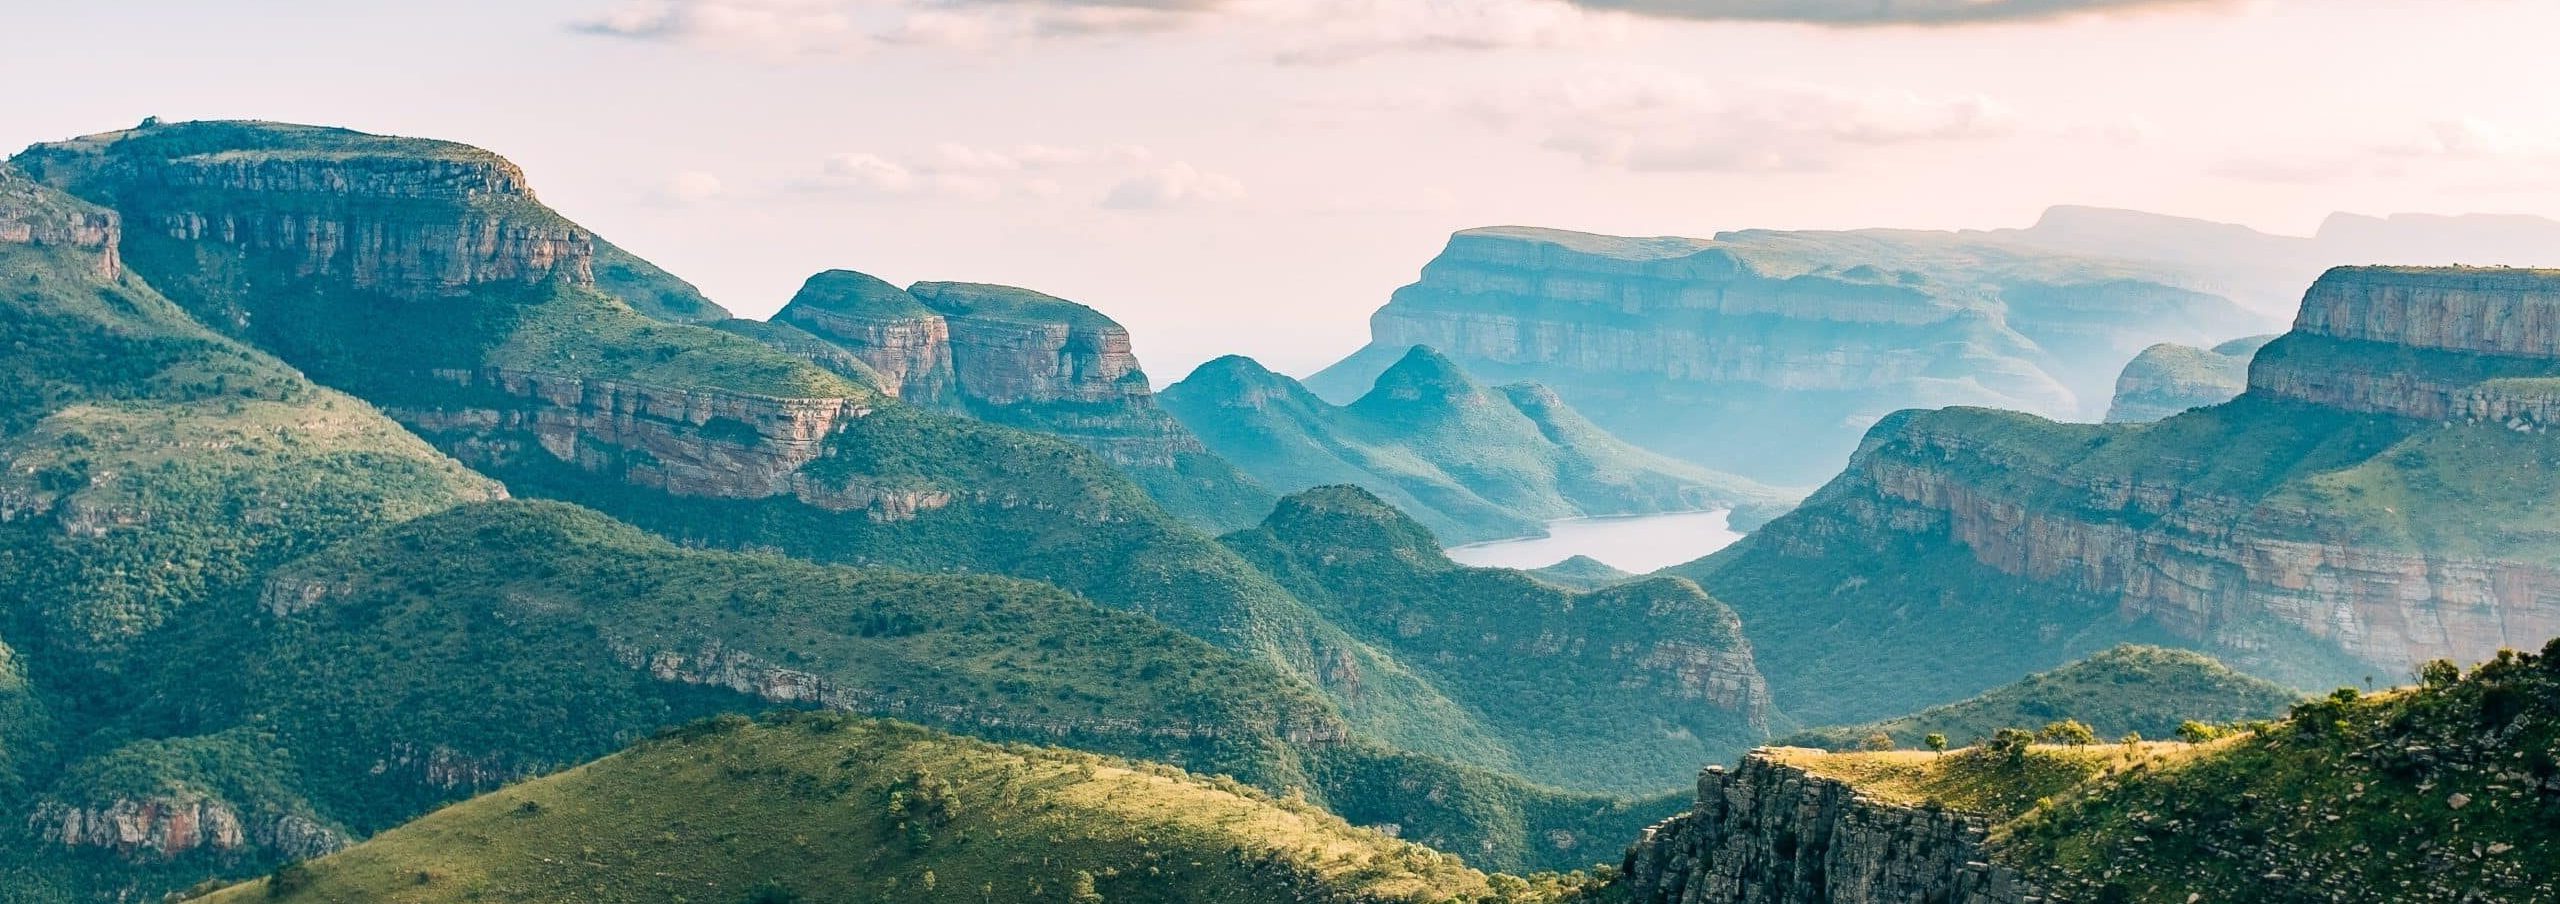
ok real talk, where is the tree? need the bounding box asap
[2175,720,2221,743]
[1923,733,1949,755]
[2419,659,2461,688]
[921,871,937,892]
[1861,732,1896,752]
[741,881,802,904]
[1071,870,1105,904]
[2036,719,2098,746]
[1985,728,2034,764]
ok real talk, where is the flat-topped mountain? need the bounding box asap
[2102,334,2275,423]
[1310,225,2272,484]
[1673,265,2560,725]
[1164,348,1785,543]
[772,270,1274,529]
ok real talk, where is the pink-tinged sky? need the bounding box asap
[10,0,2560,377]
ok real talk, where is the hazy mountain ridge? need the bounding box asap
[1308,224,2273,485]
[1164,347,1787,544]
[2102,334,2274,423]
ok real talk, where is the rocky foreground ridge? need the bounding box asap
[1310,225,2269,484]
[1620,754,2036,904]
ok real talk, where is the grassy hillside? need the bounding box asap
[1780,645,2302,750]
[1225,486,1772,792]
[1164,349,1785,545]
[202,714,1613,904]
[1996,644,2560,902]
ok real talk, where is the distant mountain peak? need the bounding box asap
[1354,345,1484,408]
[784,269,933,319]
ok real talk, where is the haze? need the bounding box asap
[10,0,2560,376]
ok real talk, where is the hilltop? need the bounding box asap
[1780,645,2301,750]
[1163,349,1786,544]
[199,713,1604,904]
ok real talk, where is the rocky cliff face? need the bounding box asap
[1312,226,2266,485]
[0,165,120,278]
[31,798,346,862]
[774,272,1273,528]
[1713,266,2560,705]
[1618,755,2035,904]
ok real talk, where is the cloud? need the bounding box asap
[1259,0,1622,64]
[1102,162,1250,209]
[1475,68,2015,172]
[2212,118,2560,186]
[654,170,729,204]
[572,0,870,54]
[1557,0,2227,26]
[800,142,1195,203]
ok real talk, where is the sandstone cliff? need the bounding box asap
[1687,266,2560,724]
[2101,335,2271,423]
[1311,225,2268,485]
[773,270,1274,529]
[1618,755,2035,904]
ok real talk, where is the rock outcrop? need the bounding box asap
[1618,755,2035,904]
[773,271,1273,529]
[2102,335,2272,423]
[1311,225,2268,485]
[1693,266,2560,721]
[31,798,346,861]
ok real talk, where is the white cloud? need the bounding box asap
[1562,0,2231,25]
[2213,118,2560,186]
[655,170,728,204]
[572,0,870,55]
[1257,0,1623,65]
[801,143,1189,203]
[1102,162,1250,209]
[1474,68,2016,172]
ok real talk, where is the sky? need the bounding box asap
[11,0,2560,377]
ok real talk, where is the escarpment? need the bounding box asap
[1619,755,2035,904]
[773,270,1273,529]
[1310,225,2266,484]
[1693,266,2560,722]
[32,798,346,862]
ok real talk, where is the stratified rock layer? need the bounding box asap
[1619,755,2034,904]
[1311,225,2267,484]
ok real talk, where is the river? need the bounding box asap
[1442,509,1745,573]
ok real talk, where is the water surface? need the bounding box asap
[1444,510,1743,573]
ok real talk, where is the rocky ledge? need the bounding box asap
[2251,267,2560,422]
[31,797,346,862]
[1619,754,2035,904]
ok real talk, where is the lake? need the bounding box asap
[1443,509,1745,573]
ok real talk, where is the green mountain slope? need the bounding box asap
[1779,645,2302,750]
[763,270,1276,530]
[1163,349,1786,544]
[2102,334,2274,423]
[10,120,1509,771]
[203,714,1616,904]
[1224,486,1774,792]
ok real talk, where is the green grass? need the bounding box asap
[1780,645,2301,750]
[198,714,1618,904]
[1994,644,2560,902]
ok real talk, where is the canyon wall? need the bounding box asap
[1618,755,2035,904]
[1733,266,2560,684]
[1313,226,2266,485]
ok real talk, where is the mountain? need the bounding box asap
[1618,640,2560,903]
[1162,348,1787,544]
[1308,226,2273,485]
[1989,204,2560,318]
[198,712,1606,904]
[1778,645,2301,750]
[1669,265,2560,727]
[2102,334,2275,423]
[1525,556,1636,591]
[1222,486,1773,792]
[8,120,1500,773]
[771,270,1274,530]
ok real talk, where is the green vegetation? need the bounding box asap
[1996,643,2560,902]
[1780,645,2301,751]
[1523,556,1634,591]
[1164,349,1785,544]
[1225,486,1770,792]
[201,714,1615,904]
[590,238,730,324]
[2102,337,2269,423]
